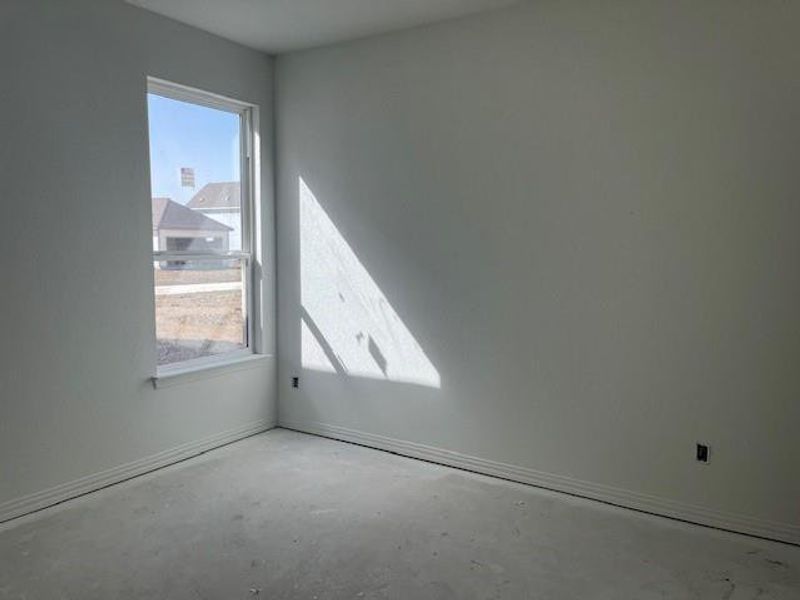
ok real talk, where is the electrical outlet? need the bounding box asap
[291,376,299,389]
[696,443,710,464]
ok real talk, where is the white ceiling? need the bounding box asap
[126,0,519,54]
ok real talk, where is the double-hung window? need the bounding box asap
[146,78,257,373]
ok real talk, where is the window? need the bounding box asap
[146,78,256,372]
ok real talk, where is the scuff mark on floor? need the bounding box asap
[720,578,736,600]
[765,558,788,569]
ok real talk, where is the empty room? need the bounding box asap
[1,0,798,598]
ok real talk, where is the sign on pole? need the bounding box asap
[180,167,195,188]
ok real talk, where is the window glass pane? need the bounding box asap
[148,93,243,252]
[154,258,247,366]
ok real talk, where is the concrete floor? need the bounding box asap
[0,430,797,599]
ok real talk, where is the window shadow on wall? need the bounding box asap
[300,177,441,389]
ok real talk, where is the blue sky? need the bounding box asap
[147,93,240,205]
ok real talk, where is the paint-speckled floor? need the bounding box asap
[0,429,797,599]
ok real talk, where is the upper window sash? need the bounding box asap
[147,77,257,258]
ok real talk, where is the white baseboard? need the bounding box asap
[281,420,799,546]
[0,420,274,524]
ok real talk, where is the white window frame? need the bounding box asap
[147,77,259,377]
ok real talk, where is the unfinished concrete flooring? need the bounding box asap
[0,429,797,599]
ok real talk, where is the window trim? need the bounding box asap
[147,77,260,379]
[152,353,270,389]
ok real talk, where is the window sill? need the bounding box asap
[151,354,271,389]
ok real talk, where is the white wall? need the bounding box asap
[276,0,800,542]
[0,0,276,517]
[191,209,242,251]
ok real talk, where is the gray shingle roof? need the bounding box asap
[152,197,232,232]
[187,182,240,209]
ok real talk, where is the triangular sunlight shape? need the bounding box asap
[300,177,441,388]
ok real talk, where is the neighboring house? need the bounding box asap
[152,197,232,256]
[187,182,242,250]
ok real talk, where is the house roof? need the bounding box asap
[152,197,232,232]
[187,181,240,209]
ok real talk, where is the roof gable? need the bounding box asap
[187,182,241,209]
[152,197,232,232]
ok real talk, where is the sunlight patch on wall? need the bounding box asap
[300,177,440,388]
[301,319,336,373]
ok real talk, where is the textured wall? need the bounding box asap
[0,0,276,511]
[276,0,800,540]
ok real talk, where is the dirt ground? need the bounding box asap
[154,272,245,365]
[154,267,241,286]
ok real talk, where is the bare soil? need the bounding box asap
[155,289,245,366]
[154,268,241,286]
